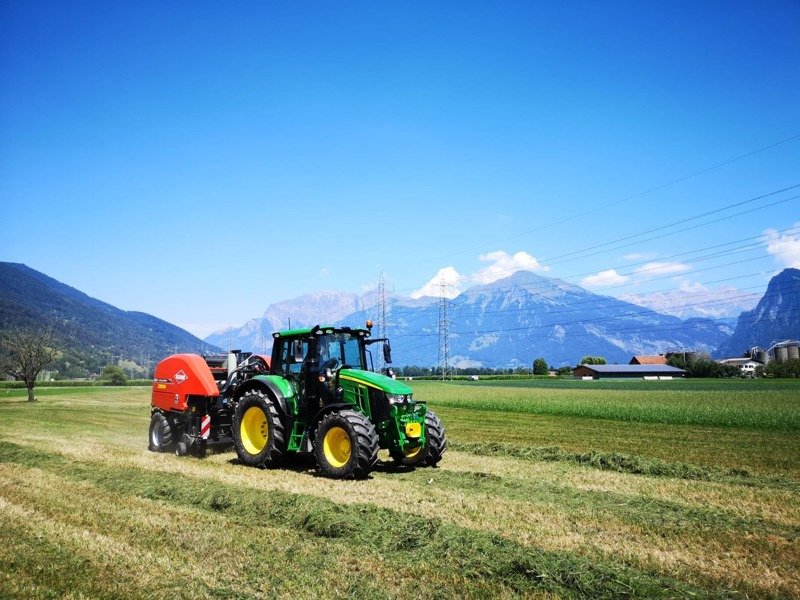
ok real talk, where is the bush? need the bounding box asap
[100,365,128,386]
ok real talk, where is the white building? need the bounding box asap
[717,358,762,375]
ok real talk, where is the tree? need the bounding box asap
[532,357,549,375]
[0,326,59,402]
[580,355,606,365]
[766,359,800,378]
[101,364,128,386]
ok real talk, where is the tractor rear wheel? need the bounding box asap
[392,410,447,467]
[148,412,175,452]
[314,410,378,479]
[233,389,286,468]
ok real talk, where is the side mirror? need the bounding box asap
[293,341,304,363]
[383,342,392,364]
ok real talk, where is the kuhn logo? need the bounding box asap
[174,370,188,384]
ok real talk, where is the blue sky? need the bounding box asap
[2,1,799,337]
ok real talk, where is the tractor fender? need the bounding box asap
[307,402,354,441]
[233,378,290,418]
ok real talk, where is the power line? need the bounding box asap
[397,305,800,342]
[390,267,800,341]
[386,229,800,330]
[387,185,800,296]
[430,133,800,263]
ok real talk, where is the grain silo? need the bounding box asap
[775,346,789,362]
[789,345,800,361]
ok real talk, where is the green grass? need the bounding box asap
[408,379,800,478]
[0,384,798,599]
[409,379,800,430]
[0,440,713,599]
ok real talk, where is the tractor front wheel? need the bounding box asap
[233,390,286,468]
[393,410,447,467]
[314,410,379,479]
[148,412,176,452]
[423,409,447,467]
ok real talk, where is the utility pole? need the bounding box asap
[438,278,451,380]
[377,272,388,371]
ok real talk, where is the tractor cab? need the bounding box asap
[269,325,383,411]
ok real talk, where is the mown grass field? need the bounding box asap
[1,379,798,599]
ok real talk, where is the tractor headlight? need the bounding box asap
[387,394,409,405]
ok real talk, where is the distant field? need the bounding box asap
[1,381,798,598]
[410,378,800,478]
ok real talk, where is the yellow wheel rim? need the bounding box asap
[241,406,268,455]
[323,426,352,468]
[404,446,423,459]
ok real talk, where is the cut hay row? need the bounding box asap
[0,383,798,598]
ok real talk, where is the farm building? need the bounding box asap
[717,357,762,376]
[573,364,686,379]
[629,355,667,365]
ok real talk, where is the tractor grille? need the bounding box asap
[368,388,390,423]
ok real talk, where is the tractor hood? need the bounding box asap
[339,369,413,395]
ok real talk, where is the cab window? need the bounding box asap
[277,339,309,376]
[318,333,363,370]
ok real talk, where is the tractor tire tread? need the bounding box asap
[423,410,447,467]
[233,389,286,468]
[148,412,176,452]
[315,409,378,479]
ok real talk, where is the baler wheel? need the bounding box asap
[314,410,378,479]
[233,389,285,468]
[148,412,175,452]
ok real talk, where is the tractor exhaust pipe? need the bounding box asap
[227,350,239,377]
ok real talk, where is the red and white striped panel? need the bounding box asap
[200,415,211,439]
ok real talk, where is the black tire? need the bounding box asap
[195,439,207,459]
[314,410,379,479]
[148,412,175,452]
[423,409,447,467]
[391,409,447,467]
[232,389,286,468]
[175,441,188,457]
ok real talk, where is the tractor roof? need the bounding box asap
[272,325,371,339]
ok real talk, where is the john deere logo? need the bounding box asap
[174,370,188,384]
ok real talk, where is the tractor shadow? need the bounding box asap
[227,453,316,475]
[226,453,421,479]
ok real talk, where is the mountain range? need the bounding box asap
[0,262,220,377]
[2,261,796,374]
[716,268,800,357]
[207,270,736,367]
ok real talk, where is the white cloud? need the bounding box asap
[633,261,691,278]
[411,266,463,299]
[472,251,548,284]
[581,269,630,288]
[764,223,800,268]
[622,252,656,261]
[411,250,547,299]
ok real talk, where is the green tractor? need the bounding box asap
[231,323,446,479]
